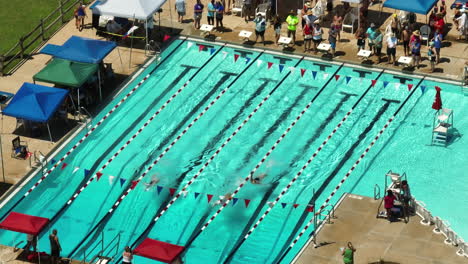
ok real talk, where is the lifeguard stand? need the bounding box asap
[432,108,453,146]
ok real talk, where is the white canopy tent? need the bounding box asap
[93,0,168,20]
[93,0,169,65]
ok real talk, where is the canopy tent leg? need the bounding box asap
[98,70,102,101]
[68,94,78,120]
[116,46,124,71]
[129,14,136,69]
[0,113,5,182]
[47,123,53,142]
[77,88,81,117]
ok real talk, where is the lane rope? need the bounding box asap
[222,70,386,249]
[19,39,187,199]
[199,65,345,236]
[276,78,425,263]
[65,45,226,206]
[106,52,261,213]
[151,57,306,225]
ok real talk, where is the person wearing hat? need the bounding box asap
[312,20,323,53]
[303,9,316,28]
[302,2,312,28]
[286,10,299,45]
[386,32,398,65]
[390,13,400,38]
[410,30,422,68]
[253,13,267,45]
[74,3,87,31]
[366,23,378,55]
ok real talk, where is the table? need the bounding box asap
[239,30,253,41]
[398,56,413,67]
[317,43,331,52]
[278,36,292,45]
[357,49,371,60]
[200,24,214,35]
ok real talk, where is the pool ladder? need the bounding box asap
[79,232,121,264]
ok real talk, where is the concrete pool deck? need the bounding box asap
[294,193,467,264]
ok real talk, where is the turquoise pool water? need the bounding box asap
[0,38,466,264]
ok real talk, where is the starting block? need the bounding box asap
[357,49,371,60]
[278,36,292,48]
[239,30,253,41]
[200,24,214,36]
[398,56,413,67]
[317,43,331,53]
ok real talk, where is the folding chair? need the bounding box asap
[231,0,244,16]
[420,25,431,45]
[11,136,29,159]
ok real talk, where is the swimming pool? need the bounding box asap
[0,37,466,264]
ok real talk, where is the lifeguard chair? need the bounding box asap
[432,108,453,146]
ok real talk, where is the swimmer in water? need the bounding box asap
[250,173,267,184]
[144,175,160,191]
[214,193,232,206]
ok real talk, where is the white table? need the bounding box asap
[200,24,214,35]
[398,56,413,67]
[239,30,253,41]
[317,43,331,52]
[357,49,371,60]
[278,36,292,46]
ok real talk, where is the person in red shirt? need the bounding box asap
[384,190,396,222]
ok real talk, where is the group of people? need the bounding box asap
[384,180,412,222]
[175,0,225,31]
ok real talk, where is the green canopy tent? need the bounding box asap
[32,58,101,110]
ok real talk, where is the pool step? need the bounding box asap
[94,256,112,264]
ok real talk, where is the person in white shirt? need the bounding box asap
[386,32,398,65]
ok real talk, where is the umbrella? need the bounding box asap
[432,86,442,110]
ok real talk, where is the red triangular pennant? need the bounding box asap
[293,204,299,208]
[300,68,306,77]
[169,188,176,196]
[371,80,377,86]
[199,45,205,52]
[334,75,340,81]
[96,172,103,181]
[407,84,413,91]
[163,34,171,42]
[207,194,213,203]
[244,199,251,207]
[267,62,273,69]
[61,163,68,170]
[306,206,314,212]
[234,54,240,62]
[131,180,139,189]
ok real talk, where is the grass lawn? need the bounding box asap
[0,0,61,54]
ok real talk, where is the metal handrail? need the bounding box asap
[373,184,380,200]
[318,204,335,224]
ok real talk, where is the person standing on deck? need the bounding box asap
[49,229,62,264]
[175,0,186,23]
[194,0,205,29]
[286,10,299,46]
[207,0,216,25]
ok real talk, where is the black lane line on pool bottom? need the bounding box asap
[66,52,254,258]
[65,71,237,257]
[239,84,315,167]
[120,71,239,177]
[273,91,358,181]
[44,64,200,226]
[172,78,275,185]
[271,98,401,264]
[47,46,226,241]
[221,181,280,263]
[0,39,188,221]
[274,79,424,264]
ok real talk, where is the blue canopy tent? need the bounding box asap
[40,36,116,64]
[383,0,438,14]
[40,36,117,104]
[2,83,69,142]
